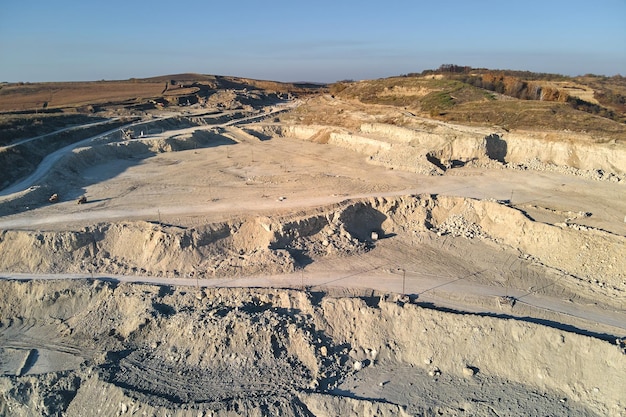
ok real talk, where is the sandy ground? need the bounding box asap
[0,95,625,416]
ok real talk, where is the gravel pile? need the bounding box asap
[434,214,488,239]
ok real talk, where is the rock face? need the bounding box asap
[503,132,626,176]
[0,280,623,417]
[251,121,626,180]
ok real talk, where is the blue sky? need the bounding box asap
[1,0,625,82]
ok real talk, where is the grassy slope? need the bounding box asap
[331,73,626,141]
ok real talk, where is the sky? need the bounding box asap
[1,0,625,82]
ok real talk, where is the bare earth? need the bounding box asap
[0,92,625,416]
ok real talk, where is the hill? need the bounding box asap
[0,74,324,114]
[328,66,626,141]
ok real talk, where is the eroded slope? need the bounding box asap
[0,280,623,416]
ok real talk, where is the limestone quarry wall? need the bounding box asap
[328,132,392,154]
[360,123,431,144]
[504,134,626,175]
[0,195,623,293]
[422,195,626,288]
[256,122,626,177]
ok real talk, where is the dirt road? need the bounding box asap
[0,118,120,151]
[0,103,295,200]
[0,120,148,197]
[2,266,624,336]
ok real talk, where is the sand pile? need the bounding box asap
[0,280,623,416]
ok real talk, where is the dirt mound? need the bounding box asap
[0,201,373,279]
[0,220,296,278]
[0,280,623,416]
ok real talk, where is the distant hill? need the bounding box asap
[328,65,626,140]
[2,67,623,141]
[0,74,325,114]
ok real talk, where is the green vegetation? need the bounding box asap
[418,64,570,81]
[445,100,626,141]
[408,65,626,124]
[331,76,497,117]
[332,77,489,112]
[421,91,455,115]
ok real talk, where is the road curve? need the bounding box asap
[0,103,297,199]
[0,119,160,197]
[0,118,121,151]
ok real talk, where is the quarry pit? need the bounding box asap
[0,87,625,416]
